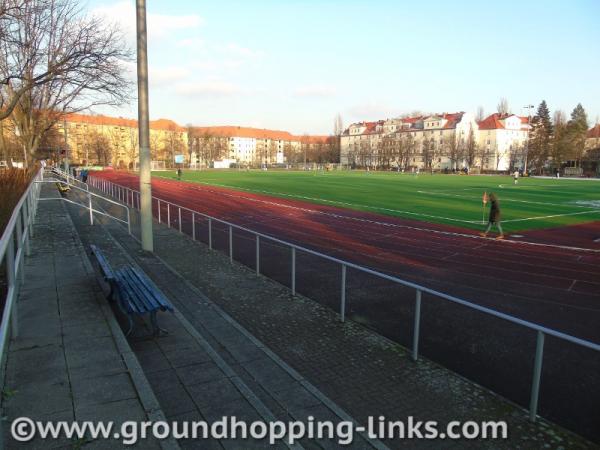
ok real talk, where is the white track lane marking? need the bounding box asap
[155,176,483,224]
[151,177,600,254]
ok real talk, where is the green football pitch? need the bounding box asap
[154,169,600,233]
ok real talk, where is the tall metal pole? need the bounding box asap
[136,0,153,252]
[523,104,534,174]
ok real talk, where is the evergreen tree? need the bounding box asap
[537,100,553,136]
[566,103,588,167]
[527,100,553,173]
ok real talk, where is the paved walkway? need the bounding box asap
[69,187,595,449]
[67,191,383,450]
[0,187,174,449]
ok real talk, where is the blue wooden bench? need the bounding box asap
[90,245,174,336]
[56,182,70,196]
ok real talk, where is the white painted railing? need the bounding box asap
[0,168,42,366]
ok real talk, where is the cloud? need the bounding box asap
[91,1,203,42]
[223,43,265,59]
[177,37,206,49]
[293,85,337,98]
[346,101,398,121]
[150,66,191,87]
[149,14,202,36]
[174,81,242,98]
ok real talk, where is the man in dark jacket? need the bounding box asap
[480,193,504,239]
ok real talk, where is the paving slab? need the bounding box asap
[0,191,172,449]
[86,189,599,449]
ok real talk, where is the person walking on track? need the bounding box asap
[480,193,504,240]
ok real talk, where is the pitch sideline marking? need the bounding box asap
[417,190,600,210]
[154,176,481,224]
[157,175,600,228]
[153,178,600,254]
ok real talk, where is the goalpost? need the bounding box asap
[133,160,166,171]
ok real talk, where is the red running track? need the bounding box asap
[93,171,600,342]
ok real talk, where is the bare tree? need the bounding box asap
[125,126,138,169]
[464,128,479,168]
[161,126,185,167]
[443,134,461,170]
[333,113,343,137]
[4,0,132,164]
[0,0,74,121]
[185,123,194,166]
[497,98,510,115]
[87,128,110,165]
[476,105,485,122]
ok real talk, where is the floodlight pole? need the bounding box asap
[136,0,153,252]
[523,104,534,174]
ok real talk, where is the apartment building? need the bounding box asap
[586,124,600,150]
[477,113,530,171]
[188,126,330,167]
[59,113,187,168]
[341,111,531,171]
[341,112,479,170]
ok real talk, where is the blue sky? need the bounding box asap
[88,0,600,134]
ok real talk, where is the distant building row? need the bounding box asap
[340,112,530,171]
[52,113,331,168]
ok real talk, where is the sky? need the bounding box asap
[87,0,600,135]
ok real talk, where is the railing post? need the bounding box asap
[192,213,196,241]
[529,330,545,422]
[88,191,94,225]
[27,189,34,240]
[208,218,212,249]
[229,225,233,262]
[178,207,182,233]
[15,213,24,284]
[158,199,161,223]
[167,203,171,228]
[412,290,422,361]
[340,264,346,322]
[256,235,260,275]
[291,247,296,295]
[6,237,18,337]
[23,199,31,256]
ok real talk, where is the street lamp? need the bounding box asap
[523,104,534,174]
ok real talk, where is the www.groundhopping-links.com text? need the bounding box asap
[11,416,508,445]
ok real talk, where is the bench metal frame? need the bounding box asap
[90,245,173,337]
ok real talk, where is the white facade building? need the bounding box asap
[341,112,479,170]
[477,114,530,171]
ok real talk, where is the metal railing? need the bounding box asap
[0,168,42,368]
[89,175,600,422]
[41,170,131,234]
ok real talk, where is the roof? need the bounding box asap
[441,112,464,129]
[343,113,464,135]
[588,124,600,138]
[192,126,329,143]
[477,113,529,131]
[294,135,330,144]
[191,126,295,140]
[64,113,185,132]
